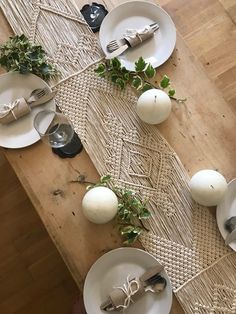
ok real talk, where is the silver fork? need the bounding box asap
[27,87,49,104]
[106,22,159,53]
[107,37,128,53]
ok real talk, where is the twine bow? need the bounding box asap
[125,25,152,39]
[0,99,20,120]
[123,25,155,48]
[113,275,140,312]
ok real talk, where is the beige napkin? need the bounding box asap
[124,24,158,48]
[0,90,56,124]
[0,98,31,124]
[100,264,164,312]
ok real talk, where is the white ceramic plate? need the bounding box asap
[0,72,55,148]
[99,1,176,70]
[216,178,236,251]
[83,248,172,314]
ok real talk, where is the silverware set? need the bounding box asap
[100,265,166,312]
[0,87,56,124]
[107,22,159,53]
[106,22,159,58]
[27,87,56,107]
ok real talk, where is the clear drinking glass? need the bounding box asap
[34,110,74,148]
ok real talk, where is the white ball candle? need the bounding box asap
[136,89,172,124]
[82,186,118,224]
[189,169,227,206]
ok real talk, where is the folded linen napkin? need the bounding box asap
[0,89,56,124]
[100,264,166,312]
[0,98,31,124]
[123,23,159,48]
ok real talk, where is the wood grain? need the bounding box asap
[0,154,80,314]
[0,1,236,313]
[219,0,236,23]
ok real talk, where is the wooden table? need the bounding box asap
[1,0,236,313]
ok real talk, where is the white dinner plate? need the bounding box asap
[216,178,236,251]
[83,247,172,314]
[99,1,176,70]
[0,72,55,148]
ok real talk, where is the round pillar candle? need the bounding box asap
[82,186,118,224]
[136,89,172,124]
[189,169,227,206]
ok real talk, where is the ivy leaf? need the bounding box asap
[168,89,176,97]
[110,57,121,69]
[118,208,132,221]
[120,225,135,235]
[160,75,170,88]
[120,226,142,244]
[116,77,125,89]
[131,75,143,90]
[94,63,105,74]
[135,57,147,72]
[121,66,129,74]
[0,56,8,67]
[139,208,151,219]
[145,64,156,78]
[0,34,58,80]
[100,175,111,184]
[141,83,153,93]
[98,72,106,78]
[111,73,119,83]
[122,190,135,198]
[123,72,130,81]
[95,57,183,103]
[19,63,29,74]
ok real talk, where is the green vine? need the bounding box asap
[0,34,59,81]
[94,56,186,103]
[83,175,151,245]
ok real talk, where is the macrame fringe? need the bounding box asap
[175,253,236,313]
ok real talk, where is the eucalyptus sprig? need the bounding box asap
[0,34,59,81]
[94,57,186,102]
[87,175,151,245]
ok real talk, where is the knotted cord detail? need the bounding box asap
[0,99,20,119]
[113,275,140,311]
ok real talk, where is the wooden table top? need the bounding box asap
[1,1,236,313]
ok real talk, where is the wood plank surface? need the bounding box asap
[0,154,80,314]
[0,0,236,313]
[219,0,236,23]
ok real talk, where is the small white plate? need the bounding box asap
[83,247,172,314]
[0,72,55,149]
[99,1,176,71]
[216,178,236,251]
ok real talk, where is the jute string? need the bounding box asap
[1,0,236,312]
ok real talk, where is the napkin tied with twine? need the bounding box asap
[124,24,157,48]
[0,98,31,124]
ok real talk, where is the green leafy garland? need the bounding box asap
[0,34,58,81]
[95,56,186,102]
[72,174,151,245]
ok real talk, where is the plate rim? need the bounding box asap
[216,177,236,251]
[0,71,55,149]
[83,247,172,314]
[99,0,176,69]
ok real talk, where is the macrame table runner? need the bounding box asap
[1,1,236,313]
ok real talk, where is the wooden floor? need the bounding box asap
[0,0,235,313]
[0,153,80,314]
